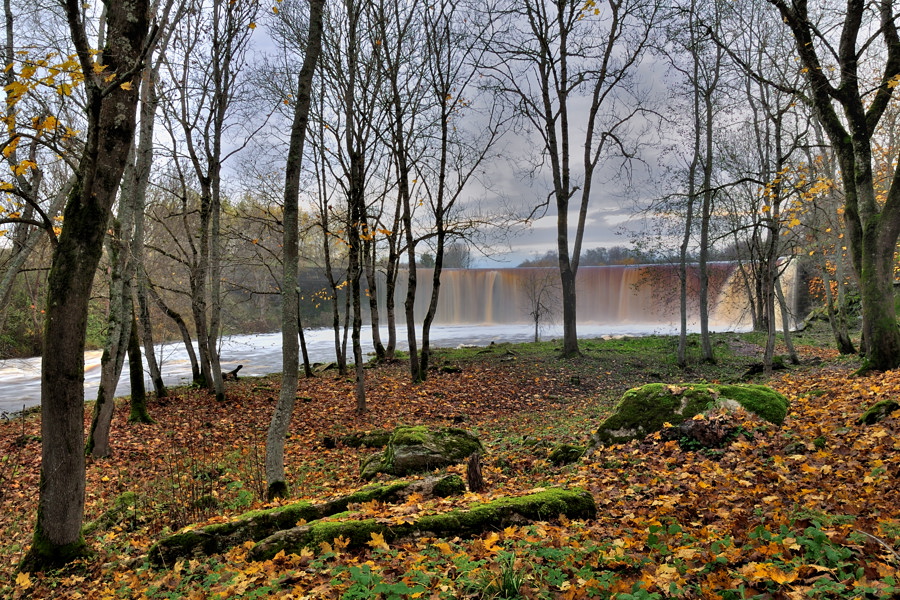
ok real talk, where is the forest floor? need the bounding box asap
[3,327,900,599]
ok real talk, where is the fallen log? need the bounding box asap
[149,475,464,567]
[250,487,596,562]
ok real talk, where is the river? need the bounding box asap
[0,323,702,415]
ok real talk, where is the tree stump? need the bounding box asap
[222,365,243,381]
[466,452,485,493]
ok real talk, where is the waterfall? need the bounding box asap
[376,261,799,329]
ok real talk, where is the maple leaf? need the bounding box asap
[366,531,389,552]
[15,571,32,588]
[434,541,453,556]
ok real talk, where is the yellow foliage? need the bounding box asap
[366,531,389,552]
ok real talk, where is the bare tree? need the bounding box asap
[415,0,510,379]
[158,0,260,399]
[316,0,388,411]
[520,268,561,342]
[482,0,659,357]
[265,0,325,501]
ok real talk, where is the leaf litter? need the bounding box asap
[1,340,900,598]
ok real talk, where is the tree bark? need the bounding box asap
[127,308,154,423]
[132,69,167,398]
[21,0,150,572]
[265,0,324,500]
[766,0,900,371]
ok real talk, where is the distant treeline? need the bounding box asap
[517,245,746,267]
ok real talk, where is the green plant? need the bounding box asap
[341,564,426,600]
[473,552,528,600]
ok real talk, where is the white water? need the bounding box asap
[0,321,751,415]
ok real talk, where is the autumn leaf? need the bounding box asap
[15,571,32,588]
[366,531,389,552]
[2,136,19,158]
[740,561,798,584]
[434,541,453,556]
[482,531,501,554]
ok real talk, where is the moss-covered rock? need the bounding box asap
[547,444,586,466]
[149,475,463,566]
[83,491,141,536]
[249,487,596,561]
[591,383,788,446]
[360,426,483,480]
[339,430,393,448]
[858,400,900,425]
[432,474,466,497]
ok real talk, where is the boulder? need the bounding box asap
[360,426,483,480]
[591,383,789,446]
[339,430,393,448]
[547,444,586,466]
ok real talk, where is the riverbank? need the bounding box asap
[8,329,898,599]
[0,323,757,415]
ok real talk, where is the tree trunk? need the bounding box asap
[766,0,900,371]
[21,0,149,572]
[678,22,702,368]
[558,257,579,357]
[297,310,313,378]
[364,238,386,361]
[265,0,324,501]
[775,274,799,364]
[127,308,154,423]
[384,248,399,359]
[88,125,147,458]
[132,60,167,398]
[86,225,133,458]
[698,72,717,365]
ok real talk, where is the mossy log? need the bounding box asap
[250,487,596,562]
[858,400,900,425]
[149,475,464,566]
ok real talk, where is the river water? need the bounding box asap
[0,322,710,415]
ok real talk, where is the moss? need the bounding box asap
[715,384,788,425]
[364,426,483,479]
[151,477,467,566]
[391,425,432,446]
[548,444,586,466]
[432,474,466,497]
[340,430,393,448]
[20,500,89,572]
[249,488,596,561]
[858,400,900,425]
[149,500,319,566]
[593,382,789,445]
[360,452,386,480]
[348,482,408,503]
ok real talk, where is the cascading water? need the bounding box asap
[380,261,798,329]
[0,261,800,414]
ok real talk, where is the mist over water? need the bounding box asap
[0,263,785,415]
